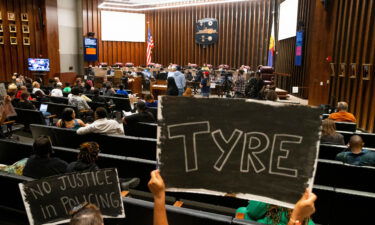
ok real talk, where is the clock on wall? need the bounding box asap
[195,18,218,45]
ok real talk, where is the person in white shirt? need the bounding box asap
[32,81,45,95]
[50,82,63,97]
[77,107,124,135]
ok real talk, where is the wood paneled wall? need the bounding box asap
[82,0,148,66]
[0,0,60,82]
[82,0,274,69]
[328,0,375,131]
[274,0,312,99]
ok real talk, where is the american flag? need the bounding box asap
[146,28,154,65]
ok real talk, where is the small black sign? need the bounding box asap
[195,18,219,45]
[158,97,322,208]
[19,168,125,225]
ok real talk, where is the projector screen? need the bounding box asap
[278,0,298,40]
[101,11,145,42]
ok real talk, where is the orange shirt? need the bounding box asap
[329,111,356,122]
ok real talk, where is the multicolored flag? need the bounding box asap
[267,21,275,67]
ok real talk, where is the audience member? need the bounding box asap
[200,71,210,97]
[63,83,72,93]
[234,70,246,98]
[247,71,265,99]
[173,66,186,96]
[35,90,50,103]
[328,102,356,122]
[124,101,155,125]
[145,94,158,108]
[66,142,100,173]
[51,82,63,97]
[91,89,110,106]
[166,77,179,96]
[0,95,12,125]
[156,68,168,80]
[265,89,278,101]
[320,119,345,145]
[68,87,91,112]
[77,107,124,135]
[7,83,18,96]
[148,170,169,225]
[69,203,103,225]
[83,82,93,95]
[103,83,116,96]
[23,136,68,179]
[335,135,375,166]
[15,86,32,99]
[32,81,45,95]
[116,84,129,96]
[56,108,86,130]
[17,92,36,110]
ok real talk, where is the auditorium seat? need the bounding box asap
[30,124,157,160]
[49,96,69,104]
[335,121,357,132]
[319,144,348,160]
[14,108,49,130]
[44,102,78,118]
[124,122,157,138]
[179,199,237,216]
[147,107,158,119]
[337,131,375,148]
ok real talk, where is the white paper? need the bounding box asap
[210,83,216,89]
[292,86,299,93]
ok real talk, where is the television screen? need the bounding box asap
[28,58,50,72]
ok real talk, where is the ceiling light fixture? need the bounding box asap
[98,0,248,11]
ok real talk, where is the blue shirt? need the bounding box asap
[201,78,210,93]
[173,71,186,89]
[335,149,375,166]
[116,89,129,96]
[146,101,158,108]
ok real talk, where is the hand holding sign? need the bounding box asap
[148,170,166,200]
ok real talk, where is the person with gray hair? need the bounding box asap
[328,101,356,122]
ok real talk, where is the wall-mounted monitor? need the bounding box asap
[278,0,298,40]
[28,58,50,72]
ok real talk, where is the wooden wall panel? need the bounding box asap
[328,0,375,131]
[274,0,313,99]
[0,0,60,82]
[82,0,273,69]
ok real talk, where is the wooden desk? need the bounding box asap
[150,80,167,98]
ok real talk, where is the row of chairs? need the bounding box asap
[0,139,374,225]
[338,130,375,148]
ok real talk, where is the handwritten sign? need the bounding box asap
[157,97,322,208]
[19,168,125,225]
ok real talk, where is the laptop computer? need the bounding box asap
[39,104,48,113]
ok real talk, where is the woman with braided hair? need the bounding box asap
[66,142,100,173]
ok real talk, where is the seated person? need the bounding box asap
[320,119,345,145]
[69,203,103,225]
[77,107,124,135]
[68,87,91,112]
[35,90,50,103]
[335,135,375,166]
[15,86,32,100]
[91,88,110,106]
[23,135,68,179]
[328,101,356,122]
[83,82,93,95]
[51,82,63,97]
[145,94,158,108]
[56,108,86,130]
[124,101,155,125]
[63,83,72,93]
[148,170,317,225]
[66,142,100,172]
[116,84,129,97]
[17,92,36,110]
[103,84,116,96]
[32,81,46,95]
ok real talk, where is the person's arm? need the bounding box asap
[287,189,317,225]
[148,170,169,225]
[77,119,86,127]
[77,123,95,135]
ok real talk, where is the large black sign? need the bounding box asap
[158,97,322,207]
[195,18,218,45]
[19,168,124,225]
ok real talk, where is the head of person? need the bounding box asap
[118,84,124,90]
[93,88,100,96]
[105,83,112,90]
[75,78,82,85]
[265,90,278,101]
[54,77,60,83]
[322,119,337,136]
[78,142,100,165]
[136,101,147,112]
[56,82,63,89]
[7,83,18,94]
[62,108,76,122]
[183,88,193,97]
[84,82,91,91]
[95,107,107,120]
[69,203,103,225]
[167,77,177,87]
[33,135,53,158]
[65,82,71,87]
[337,101,349,112]
[349,135,364,152]
[20,92,30,101]
[203,71,210,78]
[255,71,262,79]
[32,81,40,88]
[35,90,45,98]
[176,66,182,71]
[239,70,245,76]
[71,87,80,96]
[145,94,154,103]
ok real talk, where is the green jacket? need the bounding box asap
[236,201,315,225]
